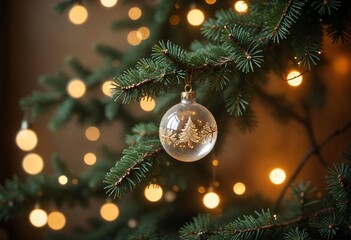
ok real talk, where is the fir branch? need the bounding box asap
[104,138,165,199]
[152,41,188,70]
[311,0,342,15]
[274,120,351,210]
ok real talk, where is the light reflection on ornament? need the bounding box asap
[22,153,44,175]
[47,211,66,230]
[100,202,119,221]
[233,182,246,195]
[68,5,88,25]
[269,168,286,185]
[144,184,163,202]
[203,191,220,209]
[29,208,48,228]
[287,70,303,87]
[234,1,248,13]
[187,9,205,26]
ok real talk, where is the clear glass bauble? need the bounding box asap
[159,91,217,162]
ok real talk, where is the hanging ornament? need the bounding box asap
[159,84,217,162]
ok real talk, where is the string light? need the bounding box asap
[187,8,205,26]
[140,98,156,112]
[100,202,119,221]
[169,15,180,25]
[205,0,216,5]
[269,168,286,185]
[85,126,100,141]
[233,182,246,195]
[29,208,48,228]
[100,0,118,8]
[68,5,88,25]
[84,152,97,166]
[286,70,303,87]
[102,80,112,97]
[212,159,219,166]
[22,153,44,175]
[16,127,38,151]
[127,31,142,46]
[58,175,68,185]
[144,184,163,202]
[67,79,86,98]
[234,1,248,13]
[128,7,142,20]
[47,211,66,230]
[203,191,220,209]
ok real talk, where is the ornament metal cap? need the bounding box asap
[181,91,196,100]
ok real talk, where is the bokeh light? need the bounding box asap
[269,168,286,185]
[29,208,48,228]
[287,70,303,87]
[164,191,176,202]
[128,7,142,20]
[169,15,180,25]
[234,1,248,13]
[127,31,142,46]
[67,79,86,98]
[140,98,156,112]
[68,5,88,25]
[100,202,119,221]
[47,211,66,230]
[198,186,206,193]
[332,55,350,75]
[187,9,205,26]
[84,152,97,166]
[203,192,220,209]
[233,182,246,195]
[16,128,38,151]
[205,0,216,5]
[144,184,163,202]
[100,0,118,8]
[102,81,112,97]
[85,126,100,141]
[128,218,138,228]
[22,153,44,175]
[212,159,219,166]
[58,175,68,185]
[137,27,150,40]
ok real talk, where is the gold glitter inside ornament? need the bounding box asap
[159,90,217,162]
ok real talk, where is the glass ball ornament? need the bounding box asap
[159,90,217,162]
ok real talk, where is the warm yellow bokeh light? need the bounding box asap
[29,209,48,228]
[22,153,44,175]
[16,128,38,151]
[137,27,150,40]
[144,184,163,202]
[67,79,86,98]
[203,192,220,209]
[100,202,119,221]
[269,168,286,185]
[85,126,100,141]
[68,5,88,25]
[212,159,219,166]
[169,15,180,25]
[332,55,350,75]
[47,211,66,230]
[58,175,68,185]
[127,31,142,46]
[205,0,216,5]
[187,9,205,26]
[128,218,138,228]
[102,81,112,97]
[198,186,206,193]
[84,152,97,166]
[233,182,246,195]
[100,0,118,8]
[140,98,156,112]
[164,191,176,202]
[234,1,248,13]
[128,7,142,20]
[287,70,303,87]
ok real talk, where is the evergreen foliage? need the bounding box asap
[1,0,351,239]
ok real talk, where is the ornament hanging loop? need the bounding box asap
[184,83,192,93]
